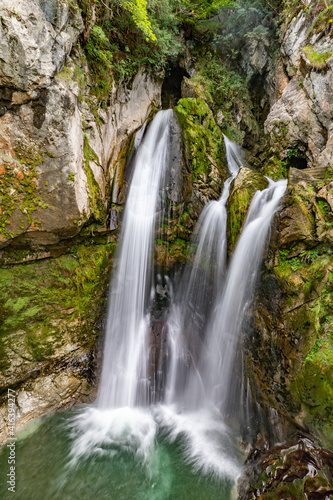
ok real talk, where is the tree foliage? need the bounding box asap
[123,0,156,41]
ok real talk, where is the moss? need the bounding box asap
[0,242,115,363]
[174,98,226,183]
[189,52,260,143]
[309,4,333,35]
[83,134,105,223]
[0,140,47,237]
[303,46,333,70]
[274,242,333,446]
[227,168,268,249]
[229,189,250,248]
[155,237,189,268]
[55,66,73,82]
[263,156,288,180]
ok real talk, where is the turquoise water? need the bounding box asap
[0,406,242,500]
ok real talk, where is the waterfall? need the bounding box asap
[198,178,287,415]
[69,125,286,485]
[164,136,242,405]
[164,139,287,422]
[97,109,173,409]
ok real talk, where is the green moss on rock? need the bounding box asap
[0,242,114,370]
[0,139,48,239]
[263,155,288,181]
[227,167,268,249]
[83,134,105,223]
[174,98,227,184]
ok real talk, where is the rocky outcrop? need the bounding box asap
[265,6,333,174]
[0,0,161,252]
[241,1,333,453]
[248,177,333,448]
[238,434,333,500]
[0,239,114,444]
[0,0,162,441]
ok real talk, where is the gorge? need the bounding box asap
[0,0,333,498]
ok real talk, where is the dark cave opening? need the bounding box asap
[287,155,308,170]
[161,64,190,109]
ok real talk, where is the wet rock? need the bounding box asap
[238,435,333,500]
[227,167,268,251]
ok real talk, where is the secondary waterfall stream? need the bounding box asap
[0,112,287,500]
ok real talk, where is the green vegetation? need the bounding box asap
[227,169,268,248]
[309,3,333,36]
[303,46,333,70]
[174,98,226,182]
[155,237,189,267]
[263,156,288,180]
[83,134,106,223]
[282,0,333,38]
[123,0,156,41]
[0,140,48,239]
[77,0,183,93]
[273,234,333,446]
[0,242,114,365]
[190,52,259,142]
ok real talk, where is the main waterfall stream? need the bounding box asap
[0,112,287,500]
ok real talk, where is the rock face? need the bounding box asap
[0,239,115,443]
[248,178,333,448]
[0,0,161,251]
[238,435,333,500]
[264,7,333,173]
[240,1,333,456]
[0,0,162,440]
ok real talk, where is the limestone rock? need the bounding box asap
[264,3,333,175]
[265,78,326,168]
[104,68,161,204]
[0,0,83,92]
[0,3,161,249]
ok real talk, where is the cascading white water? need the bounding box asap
[70,127,286,488]
[196,178,288,414]
[97,109,173,409]
[164,136,243,405]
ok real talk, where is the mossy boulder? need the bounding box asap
[227,167,268,251]
[174,97,228,200]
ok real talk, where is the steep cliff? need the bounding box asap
[248,1,333,450]
[0,0,162,440]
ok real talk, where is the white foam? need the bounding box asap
[155,405,242,480]
[69,406,157,466]
[69,404,243,482]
